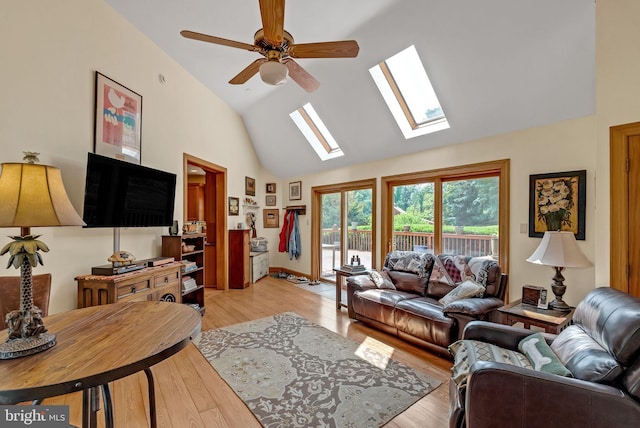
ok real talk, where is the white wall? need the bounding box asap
[1,0,267,313]
[274,1,640,306]
[275,116,598,306]
[4,0,637,314]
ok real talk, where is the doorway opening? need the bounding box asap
[183,153,228,290]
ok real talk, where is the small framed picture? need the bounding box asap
[263,209,279,228]
[265,195,276,206]
[289,181,302,201]
[266,183,276,194]
[245,177,256,196]
[228,197,239,216]
[537,289,549,310]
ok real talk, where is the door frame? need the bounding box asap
[610,121,640,294]
[183,153,228,290]
[311,179,377,281]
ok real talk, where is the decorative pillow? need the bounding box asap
[448,339,532,386]
[467,257,499,286]
[518,333,573,377]
[384,251,433,278]
[440,254,463,283]
[439,279,485,306]
[368,270,396,290]
[429,256,456,287]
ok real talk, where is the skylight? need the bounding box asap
[370,45,449,139]
[290,103,344,161]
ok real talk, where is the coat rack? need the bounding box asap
[285,205,306,215]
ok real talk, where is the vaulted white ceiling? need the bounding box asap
[105,0,595,178]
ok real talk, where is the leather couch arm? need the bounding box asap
[461,320,556,350]
[346,275,377,318]
[465,361,640,427]
[442,297,504,317]
[346,275,377,292]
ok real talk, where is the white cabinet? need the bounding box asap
[250,251,269,283]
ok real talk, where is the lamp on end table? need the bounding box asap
[526,231,592,312]
[0,152,85,359]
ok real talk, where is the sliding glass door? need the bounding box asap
[312,180,376,283]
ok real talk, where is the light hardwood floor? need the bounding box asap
[45,276,453,427]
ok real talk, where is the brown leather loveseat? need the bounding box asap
[449,287,640,428]
[346,251,507,358]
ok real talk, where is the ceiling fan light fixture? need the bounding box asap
[259,60,288,86]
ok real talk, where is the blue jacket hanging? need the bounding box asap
[288,211,301,260]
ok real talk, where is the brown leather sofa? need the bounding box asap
[346,252,507,358]
[450,287,640,428]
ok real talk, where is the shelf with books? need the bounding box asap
[162,234,206,315]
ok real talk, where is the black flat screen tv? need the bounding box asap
[82,152,176,228]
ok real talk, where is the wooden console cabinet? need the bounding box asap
[76,263,182,308]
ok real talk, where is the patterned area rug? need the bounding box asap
[196,312,441,428]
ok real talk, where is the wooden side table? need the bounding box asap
[333,267,369,310]
[497,299,574,334]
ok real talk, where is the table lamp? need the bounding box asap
[0,152,85,359]
[526,231,592,312]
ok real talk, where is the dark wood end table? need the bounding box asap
[497,299,574,334]
[333,267,369,310]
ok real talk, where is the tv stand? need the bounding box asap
[76,263,182,308]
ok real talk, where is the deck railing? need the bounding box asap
[321,229,497,257]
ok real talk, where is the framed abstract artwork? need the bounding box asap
[528,170,586,240]
[94,72,142,164]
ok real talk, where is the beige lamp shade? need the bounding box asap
[0,163,85,228]
[526,231,592,268]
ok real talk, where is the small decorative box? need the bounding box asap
[522,285,545,306]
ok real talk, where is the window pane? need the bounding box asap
[442,177,499,257]
[391,183,435,253]
[320,193,341,280]
[346,189,372,268]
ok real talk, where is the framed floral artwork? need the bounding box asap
[94,72,142,164]
[528,170,586,240]
[228,197,239,216]
[289,181,301,200]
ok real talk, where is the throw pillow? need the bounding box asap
[518,333,573,377]
[429,256,456,287]
[384,251,433,278]
[439,279,485,306]
[448,339,532,386]
[368,270,396,290]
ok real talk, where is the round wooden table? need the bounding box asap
[0,301,201,428]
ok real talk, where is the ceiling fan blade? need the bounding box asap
[288,40,360,59]
[229,59,266,84]
[180,30,261,52]
[259,0,285,46]
[282,59,320,93]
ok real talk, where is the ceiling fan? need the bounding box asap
[180,0,359,93]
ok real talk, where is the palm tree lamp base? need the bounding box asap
[0,332,56,359]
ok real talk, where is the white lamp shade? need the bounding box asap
[526,231,592,268]
[0,163,85,227]
[259,60,288,86]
